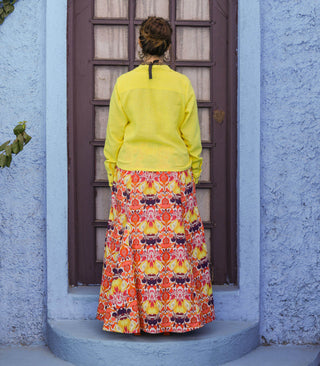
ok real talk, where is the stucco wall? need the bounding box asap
[0,0,46,345]
[1,0,319,347]
[260,0,320,344]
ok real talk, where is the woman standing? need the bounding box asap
[96,16,215,334]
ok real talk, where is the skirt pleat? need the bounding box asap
[96,168,215,334]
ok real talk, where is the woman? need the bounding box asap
[96,16,215,334]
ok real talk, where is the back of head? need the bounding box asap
[139,16,172,57]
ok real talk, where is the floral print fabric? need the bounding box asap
[96,168,215,334]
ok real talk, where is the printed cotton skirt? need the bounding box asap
[96,167,215,334]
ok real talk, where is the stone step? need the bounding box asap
[47,319,259,366]
[221,345,320,366]
[2,343,319,366]
[0,345,74,366]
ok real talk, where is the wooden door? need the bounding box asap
[68,0,237,286]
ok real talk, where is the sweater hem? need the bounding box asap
[115,164,193,173]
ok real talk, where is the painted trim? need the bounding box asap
[46,0,261,322]
[46,0,70,318]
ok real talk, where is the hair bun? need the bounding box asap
[139,17,172,57]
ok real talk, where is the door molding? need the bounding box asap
[46,0,261,322]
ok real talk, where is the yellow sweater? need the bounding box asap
[104,64,203,185]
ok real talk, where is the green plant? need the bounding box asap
[0,121,32,168]
[0,0,16,25]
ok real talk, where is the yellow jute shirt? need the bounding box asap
[104,64,203,186]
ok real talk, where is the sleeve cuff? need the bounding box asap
[191,158,202,184]
[104,161,116,187]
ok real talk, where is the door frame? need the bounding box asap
[46,0,261,322]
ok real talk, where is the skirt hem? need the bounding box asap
[96,313,215,335]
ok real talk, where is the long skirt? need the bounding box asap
[96,167,215,334]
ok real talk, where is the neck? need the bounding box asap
[143,55,164,64]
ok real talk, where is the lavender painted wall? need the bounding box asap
[0,0,319,346]
[260,0,320,344]
[0,0,46,345]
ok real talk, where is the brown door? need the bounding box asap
[68,0,237,286]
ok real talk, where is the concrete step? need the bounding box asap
[0,345,74,366]
[222,345,320,366]
[47,319,259,366]
[1,344,319,366]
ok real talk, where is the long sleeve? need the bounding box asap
[179,81,203,184]
[104,80,128,186]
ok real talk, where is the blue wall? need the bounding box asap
[0,0,46,345]
[260,0,320,344]
[0,0,319,346]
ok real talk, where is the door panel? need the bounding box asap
[176,27,210,61]
[176,0,210,20]
[198,108,211,142]
[94,26,129,59]
[136,0,169,19]
[94,66,128,99]
[94,0,128,18]
[94,106,109,139]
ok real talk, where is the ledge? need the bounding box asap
[222,345,320,366]
[47,319,259,366]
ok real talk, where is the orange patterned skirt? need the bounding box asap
[96,168,215,334]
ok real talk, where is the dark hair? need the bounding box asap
[139,16,172,57]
